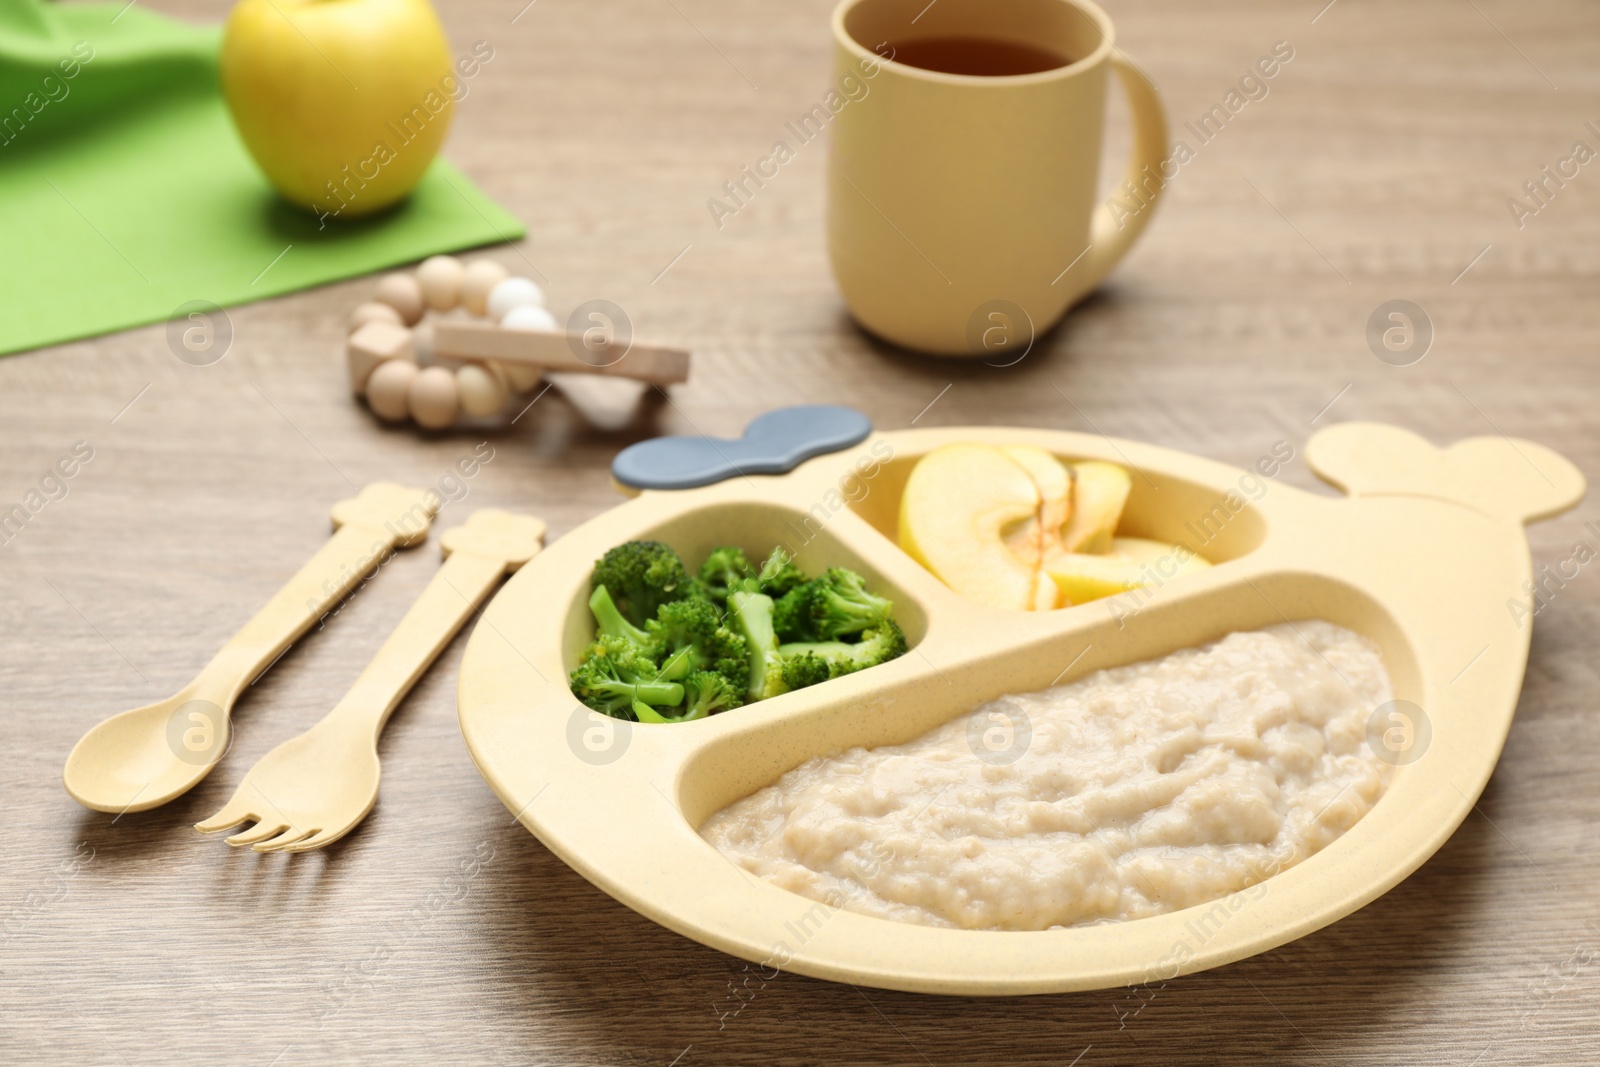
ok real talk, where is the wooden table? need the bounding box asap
[4,0,1597,1062]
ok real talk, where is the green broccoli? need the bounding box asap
[682,669,743,719]
[648,597,751,693]
[779,651,833,692]
[699,546,757,604]
[590,540,697,627]
[777,620,909,682]
[773,567,894,642]
[629,669,743,723]
[576,540,907,715]
[727,588,790,702]
[569,635,684,721]
[756,546,808,598]
[588,585,656,651]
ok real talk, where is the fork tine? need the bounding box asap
[195,797,258,835]
[252,827,319,854]
[274,827,350,854]
[226,821,289,848]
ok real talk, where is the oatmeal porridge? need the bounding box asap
[700,622,1393,930]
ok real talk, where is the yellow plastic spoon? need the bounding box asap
[195,509,547,852]
[62,483,439,814]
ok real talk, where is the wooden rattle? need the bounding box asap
[345,255,691,430]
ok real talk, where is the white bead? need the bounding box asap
[366,358,418,421]
[408,366,459,429]
[417,255,464,311]
[457,363,509,417]
[502,305,558,332]
[550,374,646,432]
[374,273,425,325]
[487,277,545,322]
[461,261,509,317]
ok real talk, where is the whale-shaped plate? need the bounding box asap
[457,423,1584,995]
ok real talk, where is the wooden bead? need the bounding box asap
[349,302,402,334]
[412,319,436,363]
[487,277,545,323]
[408,366,459,429]
[461,261,509,317]
[374,272,425,325]
[457,363,510,417]
[417,255,464,312]
[366,358,418,421]
[483,360,512,391]
[346,320,414,395]
[501,360,542,393]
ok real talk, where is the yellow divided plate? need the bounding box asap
[456,423,1583,995]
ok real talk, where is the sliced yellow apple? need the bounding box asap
[1044,536,1212,606]
[899,444,1041,611]
[1061,461,1133,554]
[999,445,1072,610]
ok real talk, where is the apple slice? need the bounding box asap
[1044,536,1212,606]
[999,445,1072,610]
[899,444,1041,611]
[1061,461,1133,554]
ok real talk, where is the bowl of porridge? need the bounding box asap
[457,422,1583,994]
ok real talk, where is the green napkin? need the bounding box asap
[0,0,524,357]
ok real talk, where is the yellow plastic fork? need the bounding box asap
[195,509,546,853]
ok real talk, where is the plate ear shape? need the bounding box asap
[1307,422,1584,525]
[1442,435,1586,525]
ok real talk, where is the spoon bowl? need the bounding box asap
[64,690,232,813]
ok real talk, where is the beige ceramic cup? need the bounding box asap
[828,0,1167,356]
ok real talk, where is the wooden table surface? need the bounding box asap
[5,0,1598,1062]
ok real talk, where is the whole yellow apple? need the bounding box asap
[220,0,457,219]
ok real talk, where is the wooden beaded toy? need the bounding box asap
[345,255,691,429]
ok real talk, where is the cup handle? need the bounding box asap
[1059,51,1168,302]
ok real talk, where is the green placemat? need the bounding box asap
[0,0,524,357]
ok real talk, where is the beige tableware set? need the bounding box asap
[459,423,1584,994]
[63,482,546,853]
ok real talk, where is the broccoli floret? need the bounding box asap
[756,546,808,598]
[699,546,757,605]
[631,669,743,723]
[648,597,750,693]
[771,586,813,642]
[774,567,894,642]
[569,635,684,720]
[590,541,697,627]
[588,585,656,651]
[727,589,791,702]
[779,651,833,692]
[777,620,909,680]
[682,669,744,719]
